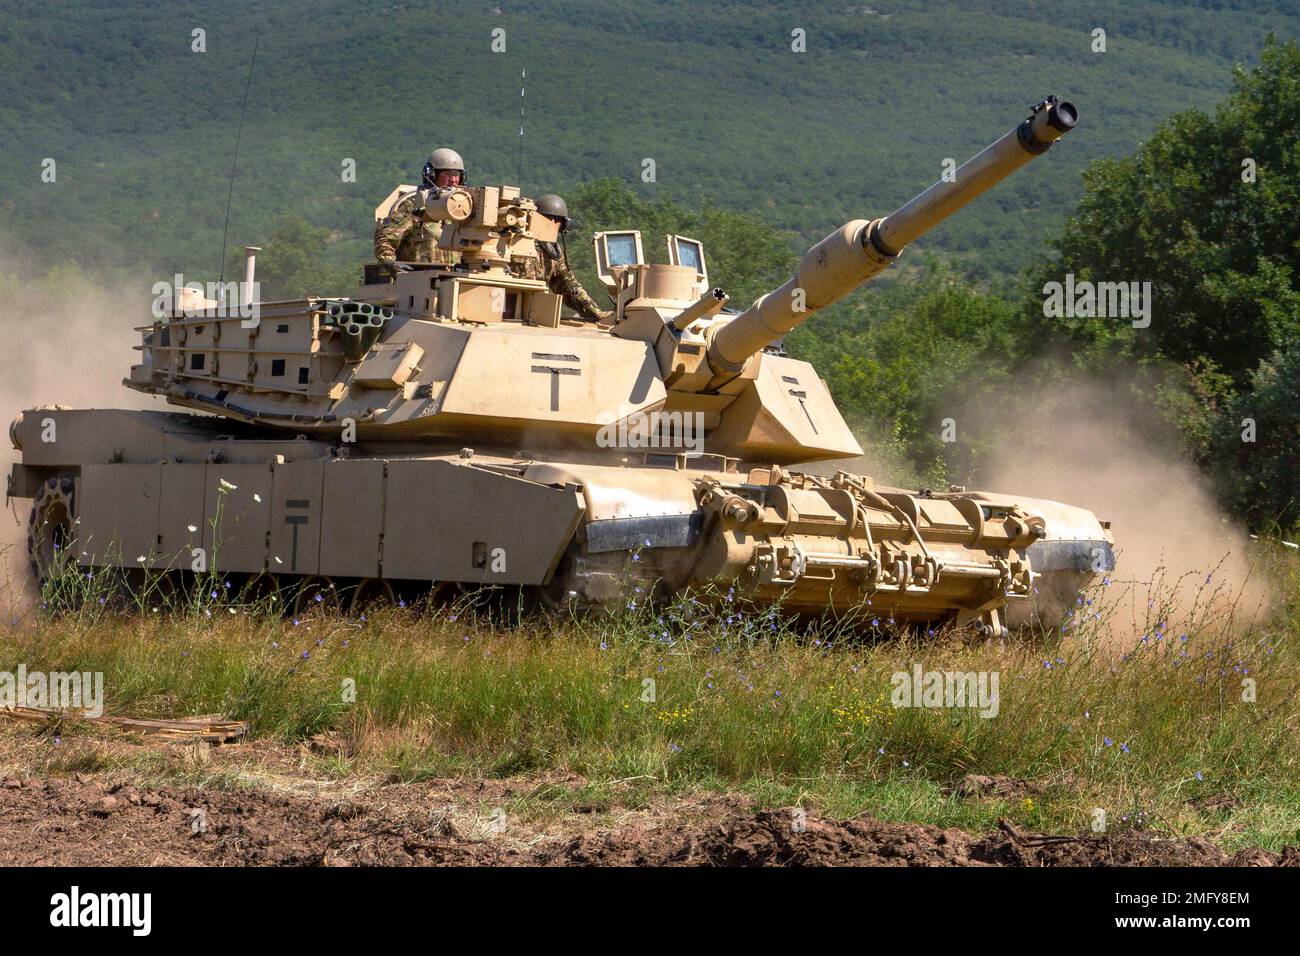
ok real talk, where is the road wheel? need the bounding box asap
[293,576,340,617]
[140,571,182,612]
[351,578,396,615]
[238,572,282,612]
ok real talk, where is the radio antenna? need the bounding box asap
[218,33,261,284]
[517,66,526,186]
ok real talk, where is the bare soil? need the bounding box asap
[1,764,1295,867]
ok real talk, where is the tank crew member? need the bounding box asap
[373,147,467,275]
[533,193,613,322]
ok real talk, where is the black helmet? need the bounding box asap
[535,193,570,228]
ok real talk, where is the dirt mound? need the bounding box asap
[539,810,1293,867]
[1,776,1294,867]
[544,810,985,866]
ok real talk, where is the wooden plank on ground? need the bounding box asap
[0,706,247,743]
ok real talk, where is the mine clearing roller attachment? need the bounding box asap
[693,470,1043,636]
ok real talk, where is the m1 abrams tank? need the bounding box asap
[8,96,1112,632]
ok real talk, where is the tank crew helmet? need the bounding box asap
[535,193,570,231]
[421,147,466,188]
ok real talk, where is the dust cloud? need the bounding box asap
[967,367,1269,628]
[0,237,160,608]
[827,360,1269,636]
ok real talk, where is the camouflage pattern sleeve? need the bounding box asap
[539,242,611,320]
[427,220,461,266]
[373,196,416,265]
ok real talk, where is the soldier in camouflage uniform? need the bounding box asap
[533,194,613,322]
[373,147,467,275]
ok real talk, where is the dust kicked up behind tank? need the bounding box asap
[8,96,1113,633]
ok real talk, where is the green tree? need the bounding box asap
[1024,35,1300,383]
[222,218,357,301]
[1210,343,1300,535]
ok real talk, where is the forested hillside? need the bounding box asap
[2,0,1296,281]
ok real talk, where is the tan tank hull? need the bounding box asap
[10,407,1111,633]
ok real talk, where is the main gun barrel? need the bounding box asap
[706,96,1078,375]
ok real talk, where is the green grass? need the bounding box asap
[3,543,1298,850]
